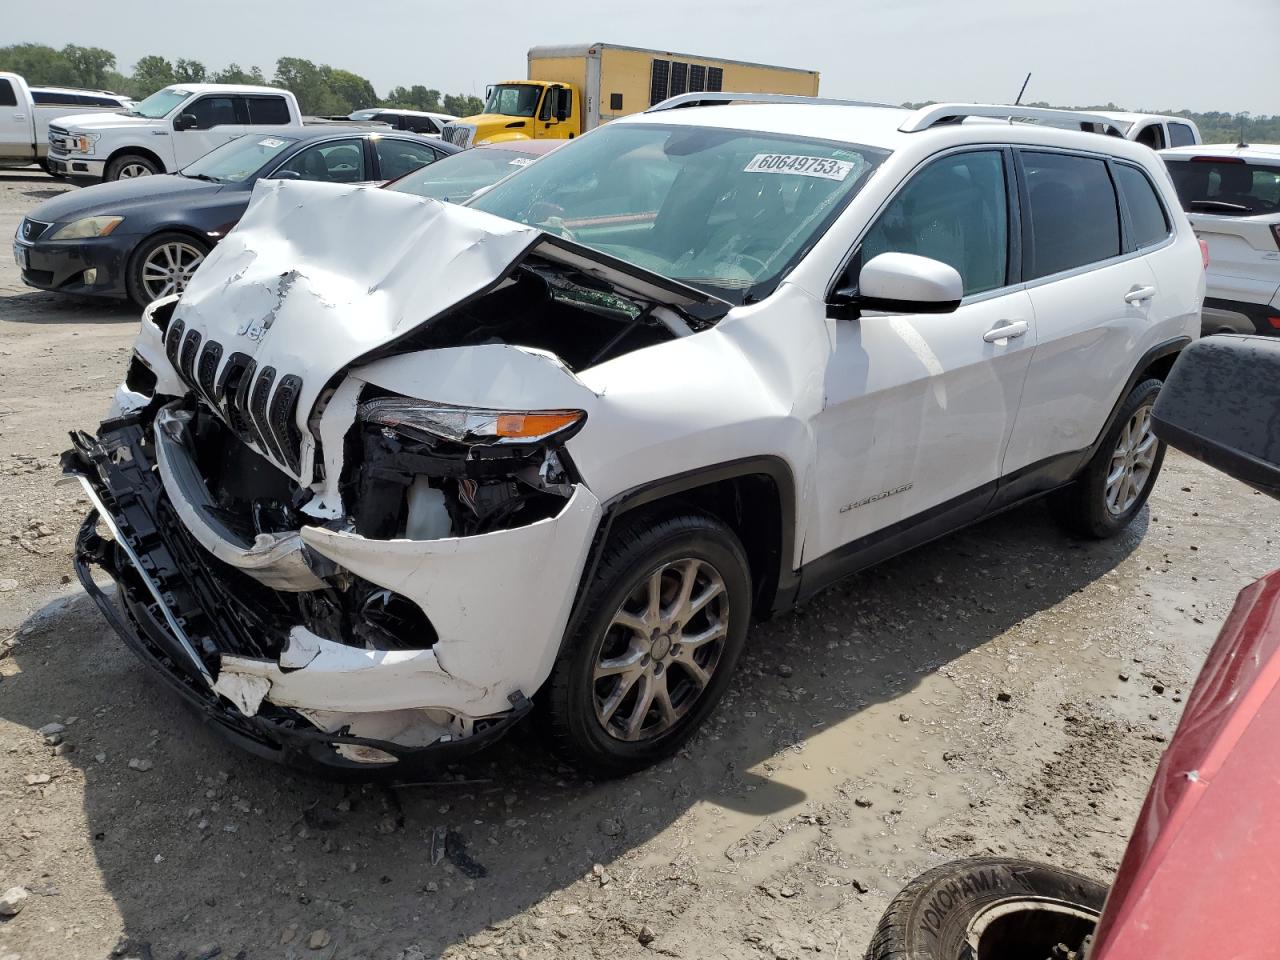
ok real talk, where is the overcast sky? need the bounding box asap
[10,0,1278,115]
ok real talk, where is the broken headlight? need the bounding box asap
[359,397,584,446]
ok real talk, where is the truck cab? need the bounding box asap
[441,81,576,148]
[46,83,304,183]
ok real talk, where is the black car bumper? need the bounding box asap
[15,235,131,298]
[64,418,529,779]
[1203,297,1280,337]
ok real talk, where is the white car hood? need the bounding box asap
[52,111,153,132]
[165,179,726,491]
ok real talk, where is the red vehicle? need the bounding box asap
[867,333,1280,960]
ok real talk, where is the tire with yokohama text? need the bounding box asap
[865,857,1108,960]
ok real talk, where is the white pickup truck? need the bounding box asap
[0,72,131,174]
[45,82,304,183]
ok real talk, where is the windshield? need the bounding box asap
[387,148,535,202]
[181,134,298,183]
[483,84,542,118]
[1166,158,1280,216]
[470,123,888,302]
[349,110,379,120]
[129,88,190,119]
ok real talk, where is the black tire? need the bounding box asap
[1051,378,1166,539]
[537,511,752,777]
[39,158,64,179]
[105,152,160,182]
[125,232,211,309]
[866,857,1107,960]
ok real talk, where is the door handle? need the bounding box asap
[983,320,1028,343]
[1124,285,1158,303]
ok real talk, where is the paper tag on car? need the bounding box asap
[744,154,854,181]
[508,157,533,166]
[258,137,286,148]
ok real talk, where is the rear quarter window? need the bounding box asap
[1114,163,1171,249]
[0,80,16,108]
[1022,151,1121,279]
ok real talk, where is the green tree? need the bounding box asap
[384,84,442,111]
[131,55,177,96]
[174,58,207,83]
[442,93,483,117]
[212,62,266,85]
[62,45,116,88]
[324,67,377,111]
[0,43,75,85]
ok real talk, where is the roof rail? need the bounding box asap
[647,92,893,113]
[899,103,1122,134]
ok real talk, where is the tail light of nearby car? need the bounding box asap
[1199,238,1210,269]
[1271,224,1280,251]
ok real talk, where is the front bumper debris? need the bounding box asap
[63,415,553,777]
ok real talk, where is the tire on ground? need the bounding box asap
[537,510,752,778]
[866,857,1108,960]
[1051,378,1165,539]
[105,153,160,182]
[125,231,210,309]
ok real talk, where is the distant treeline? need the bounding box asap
[901,100,1279,146]
[0,42,485,117]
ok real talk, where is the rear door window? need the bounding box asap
[0,80,16,107]
[1165,158,1280,215]
[246,96,291,125]
[1113,163,1171,249]
[1168,123,1197,147]
[408,116,440,135]
[1022,151,1121,279]
[860,150,1010,296]
[1134,124,1166,150]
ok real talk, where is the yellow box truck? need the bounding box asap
[440,43,820,148]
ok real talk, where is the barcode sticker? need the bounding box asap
[258,137,286,148]
[743,153,854,181]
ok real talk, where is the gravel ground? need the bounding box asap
[0,167,1276,960]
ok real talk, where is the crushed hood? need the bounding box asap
[165,179,728,485]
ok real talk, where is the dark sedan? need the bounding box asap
[12,129,460,307]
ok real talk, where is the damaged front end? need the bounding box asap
[64,180,726,775]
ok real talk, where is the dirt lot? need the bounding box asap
[0,167,1276,960]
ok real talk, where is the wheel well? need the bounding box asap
[1140,349,1180,383]
[106,146,165,174]
[613,472,786,619]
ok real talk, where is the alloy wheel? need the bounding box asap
[141,241,205,302]
[118,163,153,179]
[592,557,730,742]
[1105,402,1158,515]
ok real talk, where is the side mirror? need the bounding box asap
[830,252,963,317]
[555,88,572,121]
[174,113,200,132]
[539,90,555,123]
[1151,335,1280,499]
[270,169,301,180]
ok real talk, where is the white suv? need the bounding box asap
[66,98,1204,777]
[1161,143,1280,335]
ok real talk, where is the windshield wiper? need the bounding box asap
[1190,199,1251,212]
[183,173,223,183]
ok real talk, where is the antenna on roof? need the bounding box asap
[1014,72,1031,107]
[1238,112,1250,149]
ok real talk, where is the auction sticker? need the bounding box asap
[744,153,853,181]
[508,157,534,166]
[258,137,287,148]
